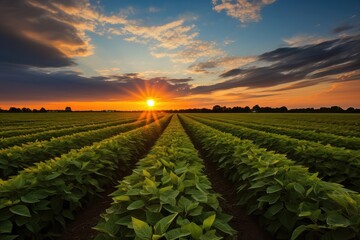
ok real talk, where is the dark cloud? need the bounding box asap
[0,0,95,67]
[0,64,191,101]
[163,78,194,84]
[223,92,279,98]
[0,25,74,67]
[333,23,355,33]
[219,69,246,78]
[191,34,360,94]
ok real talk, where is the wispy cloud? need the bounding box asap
[148,6,161,13]
[151,40,224,63]
[188,56,257,74]
[191,34,360,94]
[332,23,355,33]
[110,18,223,63]
[212,0,276,23]
[283,35,330,47]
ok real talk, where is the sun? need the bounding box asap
[147,99,155,107]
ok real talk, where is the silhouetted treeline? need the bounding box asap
[0,105,359,113]
[0,107,48,113]
[166,105,360,113]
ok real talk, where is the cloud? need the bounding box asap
[0,25,74,67]
[188,56,257,74]
[117,19,198,50]
[111,19,223,63]
[151,40,224,63]
[191,34,360,94]
[0,0,221,67]
[0,0,128,67]
[212,0,276,23]
[0,64,192,101]
[283,35,330,47]
[333,23,355,33]
[148,7,161,13]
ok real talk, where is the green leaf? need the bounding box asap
[154,213,178,235]
[248,181,267,189]
[0,220,13,233]
[160,190,179,206]
[165,228,191,240]
[203,214,216,231]
[326,212,351,227]
[182,223,202,239]
[127,200,145,210]
[45,172,61,180]
[113,195,130,202]
[212,220,234,235]
[291,225,307,240]
[9,205,31,217]
[132,217,153,240]
[266,202,283,216]
[293,183,305,196]
[142,169,151,178]
[257,194,280,204]
[145,177,157,189]
[20,190,49,203]
[266,185,282,194]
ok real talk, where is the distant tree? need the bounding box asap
[252,105,260,112]
[244,106,251,112]
[9,107,21,112]
[65,106,72,112]
[212,105,222,112]
[22,107,32,112]
[330,106,343,113]
[279,106,288,112]
[39,107,47,113]
[346,107,355,113]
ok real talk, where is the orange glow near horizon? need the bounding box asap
[1,81,359,111]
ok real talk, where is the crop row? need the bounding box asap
[196,115,360,150]
[180,115,360,240]
[205,114,360,137]
[0,117,139,149]
[0,117,162,179]
[189,115,360,192]
[0,115,171,239]
[94,115,235,240]
[0,117,134,138]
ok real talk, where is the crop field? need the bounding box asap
[0,112,360,240]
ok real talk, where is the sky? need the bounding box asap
[0,0,359,110]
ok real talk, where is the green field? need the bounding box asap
[1,113,360,240]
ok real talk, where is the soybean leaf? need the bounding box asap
[203,214,216,231]
[127,200,145,210]
[154,213,178,235]
[291,225,307,240]
[9,205,31,217]
[132,217,153,240]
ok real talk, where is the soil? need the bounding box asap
[57,186,115,240]
[202,157,273,240]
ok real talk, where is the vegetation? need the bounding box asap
[0,112,359,240]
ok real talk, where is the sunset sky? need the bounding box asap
[0,0,359,110]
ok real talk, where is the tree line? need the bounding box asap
[0,105,359,113]
[166,105,360,113]
[0,107,73,113]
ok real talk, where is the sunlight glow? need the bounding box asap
[147,99,155,107]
